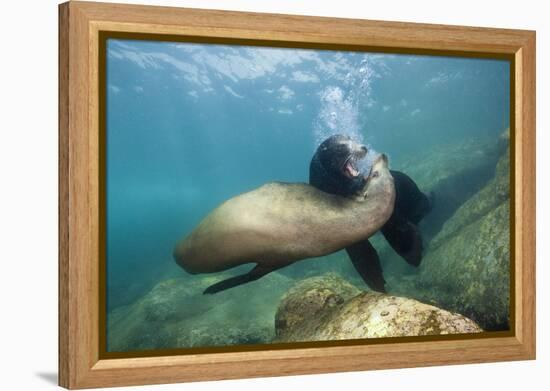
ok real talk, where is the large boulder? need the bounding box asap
[275,274,481,343]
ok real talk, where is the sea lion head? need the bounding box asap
[361,153,393,201]
[309,134,369,197]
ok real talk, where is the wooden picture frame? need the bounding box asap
[59,1,536,389]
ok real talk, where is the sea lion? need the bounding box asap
[309,134,369,197]
[174,154,395,294]
[309,135,433,292]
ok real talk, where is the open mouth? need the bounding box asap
[342,156,361,179]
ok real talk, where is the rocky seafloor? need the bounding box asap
[107,133,510,351]
[107,270,295,351]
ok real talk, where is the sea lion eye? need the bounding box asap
[371,171,379,178]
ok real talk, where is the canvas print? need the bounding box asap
[105,38,510,353]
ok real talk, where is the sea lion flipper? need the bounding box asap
[345,240,386,293]
[203,264,273,294]
[381,219,423,267]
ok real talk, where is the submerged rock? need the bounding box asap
[275,273,361,340]
[429,148,510,250]
[107,270,294,352]
[389,144,511,330]
[392,137,504,239]
[275,274,481,343]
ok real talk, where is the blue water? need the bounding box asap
[105,39,509,348]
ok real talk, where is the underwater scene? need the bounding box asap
[105,39,510,352]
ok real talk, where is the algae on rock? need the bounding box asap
[275,273,361,341]
[389,146,511,330]
[275,274,482,343]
